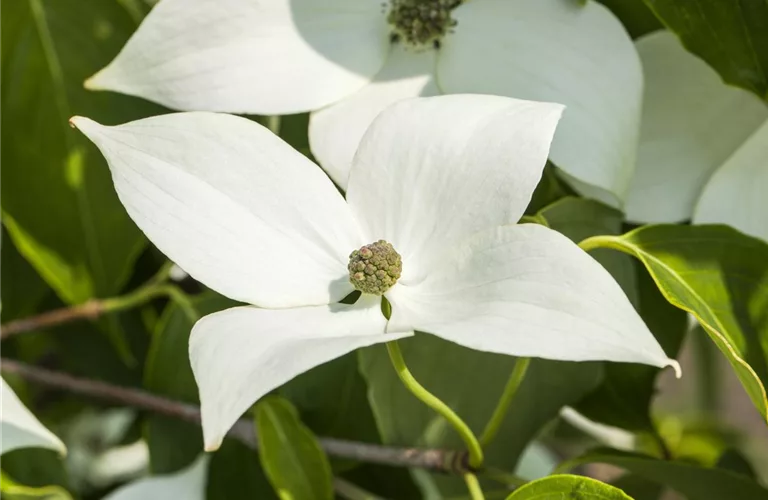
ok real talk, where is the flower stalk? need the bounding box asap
[0,263,197,340]
[479,357,531,447]
[385,340,485,469]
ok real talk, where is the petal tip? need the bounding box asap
[84,68,108,91]
[667,359,682,379]
[68,116,104,138]
[203,438,223,452]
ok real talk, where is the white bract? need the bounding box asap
[71,94,678,452]
[86,0,642,205]
[1,377,66,455]
[103,454,208,500]
[626,31,768,241]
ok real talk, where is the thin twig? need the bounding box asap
[0,358,468,474]
[1,301,103,339]
[0,262,184,340]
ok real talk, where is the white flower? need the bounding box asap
[103,454,208,500]
[1,376,66,455]
[85,0,642,206]
[70,94,678,451]
[625,31,768,241]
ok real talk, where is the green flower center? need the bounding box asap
[348,240,403,295]
[388,0,461,48]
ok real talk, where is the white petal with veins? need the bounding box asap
[86,0,389,114]
[189,296,411,450]
[347,94,563,284]
[1,377,66,455]
[386,224,679,372]
[71,113,363,308]
[309,45,439,189]
[437,0,643,205]
[694,120,768,242]
[626,31,768,223]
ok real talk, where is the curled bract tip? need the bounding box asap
[203,438,223,453]
[668,359,682,379]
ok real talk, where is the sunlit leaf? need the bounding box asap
[255,396,333,500]
[643,0,768,100]
[1,0,163,304]
[582,225,768,422]
[506,474,632,499]
[560,448,768,499]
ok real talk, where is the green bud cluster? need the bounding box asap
[348,240,403,295]
[387,0,460,47]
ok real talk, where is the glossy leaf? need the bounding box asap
[0,471,72,500]
[1,0,163,304]
[506,474,632,499]
[255,396,333,500]
[643,0,768,100]
[561,448,768,499]
[1,230,50,322]
[582,225,768,421]
[360,336,601,494]
[280,352,380,445]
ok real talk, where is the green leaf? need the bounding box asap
[0,449,70,492]
[1,230,50,322]
[643,0,768,100]
[280,352,380,445]
[581,224,768,422]
[255,396,333,500]
[506,474,633,500]
[611,474,664,500]
[1,0,164,304]
[360,336,601,494]
[0,472,72,500]
[560,448,768,499]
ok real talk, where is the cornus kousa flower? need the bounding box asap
[86,0,642,206]
[70,95,679,451]
[625,31,768,242]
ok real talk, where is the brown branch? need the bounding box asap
[0,358,468,474]
[1,301,104,340]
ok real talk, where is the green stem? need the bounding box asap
[480,358,531,447]
[481,467,528,489]
[463,472,486,500]
[386,341,484,469]
[101,262,199,323]
[266,115,281,135]
[577,235,622,253]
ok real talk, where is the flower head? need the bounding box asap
[85,0,642,206]
[71,94,678,451]
[348,240,403,295]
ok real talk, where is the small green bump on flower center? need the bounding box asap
[348,240,403,295]
[387,0,460,47]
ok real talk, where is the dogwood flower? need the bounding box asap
[71,94,678,451]
[86,0,642,205]
[1,377,66,455]
[625,31,768,241]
